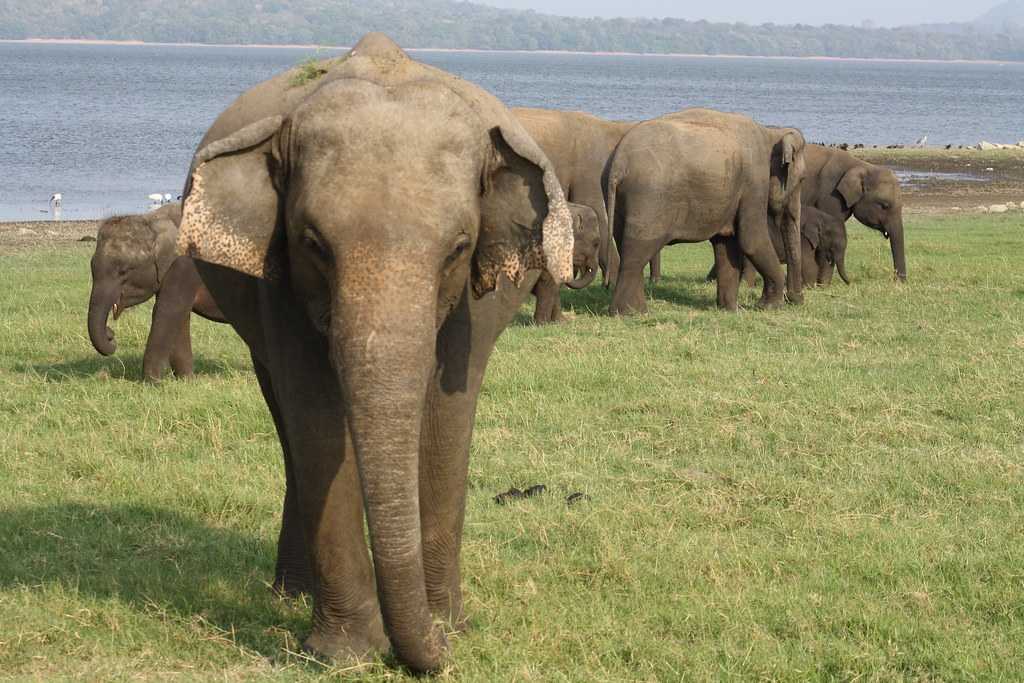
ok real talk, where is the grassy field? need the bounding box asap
[1,213,1023,680]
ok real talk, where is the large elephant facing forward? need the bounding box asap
[802,144,906,280]
[606,109,806,314]
[87,203,223,380]
[514,108,633,287]
[177,33,573,673]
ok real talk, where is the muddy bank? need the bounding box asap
[0,220,99,254]
[2,149,1022,252]
[853,148,1024,214]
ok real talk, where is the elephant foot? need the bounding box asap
[272,573,314,598]
[609,296,648,316]
[755,297,785,310]
[303,615,390,666]
[786,291,804,305]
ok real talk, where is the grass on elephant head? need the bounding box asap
[1,213,1023,680]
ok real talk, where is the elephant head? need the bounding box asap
[87,203,181,355]
[177,33,571,673]
[836,163,905,281]
[565,203,600,290]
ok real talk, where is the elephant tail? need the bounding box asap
[604,169,622,259]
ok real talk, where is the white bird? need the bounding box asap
[163,193,172,203]
[49,193,62,207]
[147,193,164,202]
[915,135,928,147]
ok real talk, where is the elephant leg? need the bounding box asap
[609,236,660,316]
[252,355,314,597]
[259,311,387,661]
[531,273,563,325]
[711,235,742,311]
[143,256,202,381]
[739,256,758,288]
[816,250,835,287]
[168,313,194,378]
[648,250,662,284]
[801,243,818,288]
[737,209,786,309]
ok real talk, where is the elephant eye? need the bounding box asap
[446,234,472,265]
[301,227,331,262]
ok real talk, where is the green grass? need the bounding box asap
[2,214,1023,680]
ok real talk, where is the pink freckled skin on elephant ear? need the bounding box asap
[542,194,574,283]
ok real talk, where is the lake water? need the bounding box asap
[1,42,1022,221]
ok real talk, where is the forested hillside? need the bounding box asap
[2,0,1023,61]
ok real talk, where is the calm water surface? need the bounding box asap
[1,42,1021,220]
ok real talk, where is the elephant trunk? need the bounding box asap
[566,257,598,290]
[597,208,618,289]
[887,217,907,281]
[778,207,803,304]
[332,275,447,674]
[835,253,851,284]
[87,276,120,356]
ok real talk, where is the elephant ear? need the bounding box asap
[801,213,820,250]
[177,116,287,281]
[152,208,184,282]
[473,125,573,298]
[836,165,868,208]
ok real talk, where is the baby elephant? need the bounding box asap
[732,206,850,288]
[799,206,850,286]
[532,203,602,324]
[87,203,224,381]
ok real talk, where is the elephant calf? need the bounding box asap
[716,205,851,289]
[798,206,850,286]
[532,203,601,324]
[87,203,224,381]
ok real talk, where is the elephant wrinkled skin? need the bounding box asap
[606,109,806,314]
[177,33,573,673]
[86,203,224,381]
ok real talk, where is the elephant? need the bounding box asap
[532,202,601,324]
[796,206,850,287]
[175,33,574,673]
[726,205,850,288]
[513,107,633,287]
[801,144,906,280]
[87,203,224,381]
[605,109,806,314]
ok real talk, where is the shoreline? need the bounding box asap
[1,38,1018,66]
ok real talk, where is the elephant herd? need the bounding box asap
[80,34,907,673]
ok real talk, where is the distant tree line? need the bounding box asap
[2,0,1023,61]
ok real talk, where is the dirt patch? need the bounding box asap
[0,220,100,254]
[852,148,1024,215]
